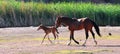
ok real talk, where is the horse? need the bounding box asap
[55,16,101,46]
[37,24,59,44]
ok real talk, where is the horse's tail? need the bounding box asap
[91,20,101,37]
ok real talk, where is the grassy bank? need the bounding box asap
[0,1,120,27]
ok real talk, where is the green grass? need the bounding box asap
[0,1,120,27]
[101,35,120,40]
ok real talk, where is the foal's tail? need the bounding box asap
[91,20,101,37]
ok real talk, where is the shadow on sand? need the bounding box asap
[97,45,120,47]
[68,44,120,47]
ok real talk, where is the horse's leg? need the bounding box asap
[71,31,79,45]
[82,29,89,46]
[41,34,47,44]
[68,31,79,45]
[68,31,73,45]
[47,35,52,43]
[90,30,97,45]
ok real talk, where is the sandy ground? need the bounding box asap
[0,26,120,54]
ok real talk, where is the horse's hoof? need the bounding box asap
[68,43,70,46]
[67,42,71,46]
[76,42,79,45]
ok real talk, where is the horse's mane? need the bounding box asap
[60,16,78,22]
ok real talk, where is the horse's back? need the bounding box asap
[75,17,94,29]
[77,17,88,22]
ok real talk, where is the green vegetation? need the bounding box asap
[0,1,120,27]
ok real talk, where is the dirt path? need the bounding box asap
[0,27,120,54]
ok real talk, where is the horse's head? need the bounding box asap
[55,16,62,28]
[37,24,43,31]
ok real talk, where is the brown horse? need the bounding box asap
[55,16,101,46]
[37,25,59,44]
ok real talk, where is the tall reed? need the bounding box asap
[0,1,120,27]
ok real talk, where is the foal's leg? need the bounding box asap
[52,32,56,40]
[55,33,59,44]
[82,29,89,46]
[55,28,59,39]
[56,34,59,39]
[47,35,52,43]
[55,31,59,39]
[52,32,57,43]
[90,30,97,45]
[41,34,48,44]
[68,31,79,45]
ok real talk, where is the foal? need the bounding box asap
[37,25,59,44]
